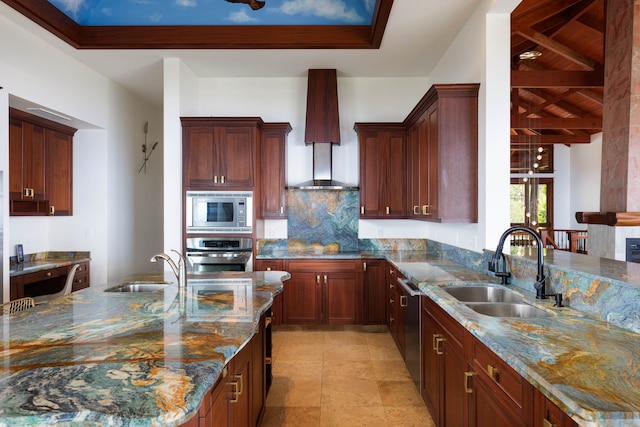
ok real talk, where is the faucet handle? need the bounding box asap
[171,249,186,264]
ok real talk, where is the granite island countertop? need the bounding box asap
[0,270,289,426]
[9,252,91,277]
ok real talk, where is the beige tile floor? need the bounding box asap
[261,326,436,427]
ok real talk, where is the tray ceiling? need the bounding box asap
[0,0,392,48]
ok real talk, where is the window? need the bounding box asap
[510,178,553,230]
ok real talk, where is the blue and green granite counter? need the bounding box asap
[0,270,288,426]
[257,238,640,426]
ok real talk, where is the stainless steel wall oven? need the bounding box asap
[186,237,253,272]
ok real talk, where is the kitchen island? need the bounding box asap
[0,270,288,426]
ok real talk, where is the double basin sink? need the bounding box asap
[444,286,550,318]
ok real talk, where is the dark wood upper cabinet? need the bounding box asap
[404,84,479,223]
[181,117,261,189]
[357,83,479,223]
[355,123,407,218]
[9,108,76,216]
[258,123,291,219]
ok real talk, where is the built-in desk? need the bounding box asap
[9,252,91,301]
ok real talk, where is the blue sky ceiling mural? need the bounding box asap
[48,0,376,26]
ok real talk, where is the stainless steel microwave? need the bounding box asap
[186,191,253,234]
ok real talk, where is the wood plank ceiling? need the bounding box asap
[511,0,604,148]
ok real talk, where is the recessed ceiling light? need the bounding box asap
[519,50,542,60]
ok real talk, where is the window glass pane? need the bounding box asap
[537,183,548,224]
[510,183,526,224]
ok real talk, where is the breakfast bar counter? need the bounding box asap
[0,270,288,426]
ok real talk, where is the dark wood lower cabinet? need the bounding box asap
[185,311,270,427]
[362,260,386,325]
[421,294,577,427]
[281,259,361,325]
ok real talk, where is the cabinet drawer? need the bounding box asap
[255,259,283,271]
[22,266,68,285]
[285,259,358,272]
[472,338,524,408]
[421,295,466,349]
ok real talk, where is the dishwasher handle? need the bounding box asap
[396,277,422,297]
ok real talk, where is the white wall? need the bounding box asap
[571,132,602,228]
[0,6,163,299]
[160,0,521,250]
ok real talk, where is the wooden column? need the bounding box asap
[600,0,640,212]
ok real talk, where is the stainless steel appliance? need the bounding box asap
[186,237,253,272]
[186,191,253,234]
[397,277,422,392]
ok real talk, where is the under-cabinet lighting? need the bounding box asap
[26,107,71,121]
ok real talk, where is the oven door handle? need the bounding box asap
[396,277,422,297]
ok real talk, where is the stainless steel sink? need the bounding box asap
[444,286,523,303]
[104,283,171,292]
[466,303,551,318]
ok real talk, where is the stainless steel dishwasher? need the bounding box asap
[397,277,422,392]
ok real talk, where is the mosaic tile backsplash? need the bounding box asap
[287,189,359,253]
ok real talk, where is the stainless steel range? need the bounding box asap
[185,237,253,273]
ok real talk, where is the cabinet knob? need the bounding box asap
[413,206,419,215]
[389,298,394,304]
[400,295,408,307]
[214,176,218,184]
[50,206,55,215]
[363,262,367,272]
[221,176,225,184]
[266,267,272,271]
[361,206,365,215]
[386,206,390,215]
[316,275,320,284]
[280,206,284,215]
[46,272,52,277]
[422,205,429,215]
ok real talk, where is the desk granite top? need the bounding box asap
[0,270,288,426]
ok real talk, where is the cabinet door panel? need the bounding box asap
[426,105,439,219]
[259,126,287,218]
[283,271,322,324]
[23,122,47,200]
[363,260,386,325]
[9,118,25,200]
[421,305,440,425]
[46,129,73,216]
[325,272,357,324]
[442,330,467,427]
[184,127,216,187]
[385,131,407,217]
[359,132,385,217]
[218,126,255,187]
[473,374,523,427]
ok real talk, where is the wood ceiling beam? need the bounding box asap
[510,134,592,144]
[521,87,596,118]
[512,0,584,27]
[513,26,601,70]
[575,88,604,104]
[511,116,602,129]
[512,70,604,87]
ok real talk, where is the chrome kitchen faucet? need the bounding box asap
[150,250,187,289]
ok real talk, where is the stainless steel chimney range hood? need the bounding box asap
[288,69,358,191]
